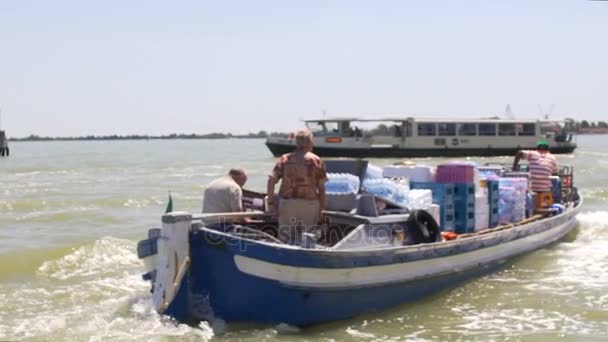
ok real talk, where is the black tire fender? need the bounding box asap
[406,209,441,244]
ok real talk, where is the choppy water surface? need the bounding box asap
[0,136,607,341]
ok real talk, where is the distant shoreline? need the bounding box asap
[8,132,608,142]
[8,132,288,142]
[6,122,608,141]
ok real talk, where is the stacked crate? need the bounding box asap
[436,163,477,234]
[453,183,476,233]
[487,179,500,228]
[410,182,455,232]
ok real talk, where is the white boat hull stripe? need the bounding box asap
[234,219,575,289]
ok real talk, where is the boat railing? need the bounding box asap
[191,211,266,226]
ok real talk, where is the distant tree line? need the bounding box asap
[9,131,288,141]
[574,120,608,129]
[8,119,608,141]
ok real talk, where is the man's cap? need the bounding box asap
[536,139,549,149]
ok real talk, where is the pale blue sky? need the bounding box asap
[0,0,606,137]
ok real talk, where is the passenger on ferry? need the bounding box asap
[267,129,328,245]
[202,168,247,214]
[512,140,558,207]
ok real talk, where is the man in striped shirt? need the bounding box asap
[512,140,558,192]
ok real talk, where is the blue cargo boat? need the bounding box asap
[137,163,581,327]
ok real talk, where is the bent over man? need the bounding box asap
[203,168,247,214]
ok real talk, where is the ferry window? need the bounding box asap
[438,123,456,136]
[458,123,477,136]
[478,123,496,136]
[306,122,325,134]
[324,122,339,135]
[418,123,436,136]
[339,121,352,137]
[498,123,516,136]
[305,121,339,136]
[517,123,536,136]
[391,124,402,137]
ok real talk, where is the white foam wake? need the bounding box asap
[0,237,216,341]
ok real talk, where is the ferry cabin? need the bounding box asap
[265,118,577,158]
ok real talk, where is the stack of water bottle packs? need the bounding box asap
[326,161,551,234]
[382,161,503,233]
[361,178,406,206]
[324,173,361,211]
[497,177,528,224]
[325,173,361,195]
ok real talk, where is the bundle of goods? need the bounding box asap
[362,178,410,207]
[498,177,528,224]
[474,192,490,231]
[405,189,433,210]
[326,173,361,195]
[477,166,503,178]
[364,163,384,180]
[383,165,435,183]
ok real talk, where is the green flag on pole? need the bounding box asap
[165,192,173,213]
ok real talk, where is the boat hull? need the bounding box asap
[158,204,580,326]
[265,141,577,158]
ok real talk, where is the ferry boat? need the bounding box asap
[136,161,581,327]
[265,117,577,158]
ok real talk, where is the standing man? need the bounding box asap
[267,129,328,245]
[203,168,247,214]
[513,140,559,207]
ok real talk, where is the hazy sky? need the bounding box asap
[0,0,606,137]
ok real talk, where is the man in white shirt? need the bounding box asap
[202,169,247,214]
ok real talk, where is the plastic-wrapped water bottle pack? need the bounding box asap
[326,173,361,195]
[405,189,433,209]
[364,163,384,180]
[498,177,528,224]
[362,178,409,206]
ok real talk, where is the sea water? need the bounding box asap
[1,136,607,341]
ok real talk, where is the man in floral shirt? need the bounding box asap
[267,129,327,245]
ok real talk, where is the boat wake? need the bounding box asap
[0,237,215,342]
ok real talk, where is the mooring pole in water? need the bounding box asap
[0,107,9,157]
[0,130,7,157]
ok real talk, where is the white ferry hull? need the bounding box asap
[266,140,577,158]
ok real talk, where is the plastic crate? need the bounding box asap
[442,220,455,232]
[489,206,499,228]
[487,179,499,196]
[436,163,475,184]
[454,209,475,233]
[454,183,476,200]
[440,207,455,232]
[455,200,475,212]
